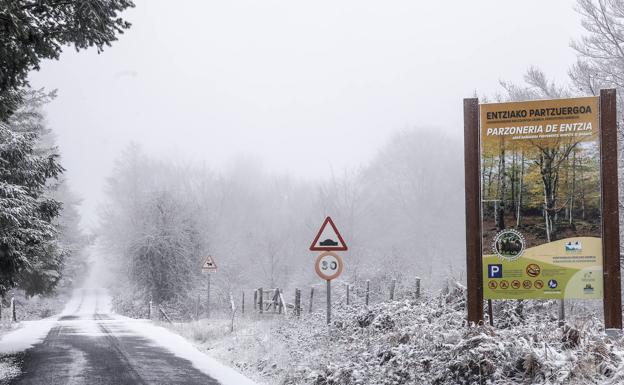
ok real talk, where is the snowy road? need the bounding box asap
[0,289,257,385]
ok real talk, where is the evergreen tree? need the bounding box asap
[0,0,134,121]
[0,90,64,296]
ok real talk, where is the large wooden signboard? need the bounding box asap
[464,90,622,328]
[481,97,601,300]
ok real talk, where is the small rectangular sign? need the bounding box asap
[480,97,602,300]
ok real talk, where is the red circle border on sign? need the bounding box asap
[314,252,344,281]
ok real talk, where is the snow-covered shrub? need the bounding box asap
[166,280,624,385]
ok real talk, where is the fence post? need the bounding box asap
[390,279,396,300]
[253,290,257,311]
[558,299,565,327]
[159,306,173,324]
[415,277,421,299]
[309,287,315,313]
[258,288,263,314]
[295,289,301,316]
[279,289,286,315]
[195,295,200,320]
[11,296,16,322]
[148,300,153,320]
[346,284,350,305]
[366,280,370,306]
[242,291,245,315]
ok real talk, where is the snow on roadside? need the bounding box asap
[0,294,75,383]
[117,316,259,385]
[0,318,58,355]
[0,288,83,354]
[0,287,88,382]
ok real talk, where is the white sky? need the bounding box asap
[29,0,584,229]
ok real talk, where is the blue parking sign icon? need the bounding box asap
[488,264,502,278]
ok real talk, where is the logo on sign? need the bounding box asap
[525,263,541,277]
[565,241,582,252]
[488,264,503,278]
[548,279,558,289]
[492,229,525,261]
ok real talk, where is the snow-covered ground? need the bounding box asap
[0,288,259,385]
[0,293,74,382]
[3,283,624,384]
[165,282,624,385]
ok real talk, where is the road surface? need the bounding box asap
[1,289,254,385]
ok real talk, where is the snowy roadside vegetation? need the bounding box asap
[161,281,624,385]
[2,291,66,322]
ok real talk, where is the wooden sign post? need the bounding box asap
[463,97,483,325]
[599,89,622,330]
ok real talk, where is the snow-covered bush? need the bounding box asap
[167,281,624,385]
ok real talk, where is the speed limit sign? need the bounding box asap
[315,251,344,280]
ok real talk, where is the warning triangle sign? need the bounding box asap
[309,217,348,251]
[201,255,217,271]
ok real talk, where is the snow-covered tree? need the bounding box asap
[0,0,134,121]
[0,88,88,297]
[0,94,64,296]
[570,0,624,131]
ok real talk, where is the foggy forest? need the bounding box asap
[3,0,624,385]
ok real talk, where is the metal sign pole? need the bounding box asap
[207,273,211,319]
[326,279,331,325]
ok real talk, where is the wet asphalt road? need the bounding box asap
[9,289,220,385]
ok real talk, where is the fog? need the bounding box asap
[27,0,582,229]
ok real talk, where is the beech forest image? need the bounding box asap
[481,133,601,249]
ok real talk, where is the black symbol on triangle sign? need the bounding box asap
[310,216,348,251]
[202,256,217,270]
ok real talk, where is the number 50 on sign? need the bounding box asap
[315,251,344,281]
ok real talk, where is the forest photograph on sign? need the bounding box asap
[480,97,602,300]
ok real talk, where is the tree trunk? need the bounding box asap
[511,150,517,220]
[496,140,506,231]
[569,151,576,225]
[516,150,525,227]
[540,152,557,242]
